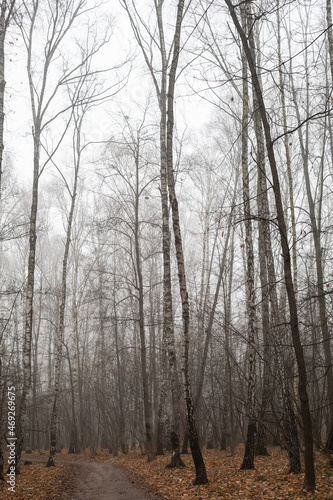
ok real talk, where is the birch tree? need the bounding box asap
[0,0,16,479]
[238,3,257,470]
[326,0,333,449]
[14,0,100,472]
[121,0,186,468]
[166,0,208,485]
[46,79,88,468]
[45,20,125,462]
[286,6,333,452]
[224,0,316,491]
[0,0,15,196]
[99,112,161,460]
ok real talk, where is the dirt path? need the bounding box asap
[61,461,166,500]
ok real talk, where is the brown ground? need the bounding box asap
[117,448,333,499]
[2,447,333,499]
[61,461,166,500]
[1,454,166,500]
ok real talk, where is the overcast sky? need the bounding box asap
[4,0,214,192]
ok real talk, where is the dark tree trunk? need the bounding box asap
[166,0,208,485]
[225,0,315,491]
[166,432,185,468]
[284,394,301,474]
[256,422,269,457]
[181,429,189,455]
[240,422,257,470]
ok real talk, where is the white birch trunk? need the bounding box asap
[240,4,256,470]
[166,0,208,485]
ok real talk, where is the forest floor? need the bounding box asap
[117,447,333,499]
[0,451,165,500]
[1,446,333,499]
[60,461,165,500]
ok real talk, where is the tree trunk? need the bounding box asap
[194,188,236,410]
[239,4,257,470]
[46,128,79,467]
[277,0,298,296]
[134,142,154,462]
[15,0,90,470]
[327,0,333,86]
[0,0,7,196]
[155,0,184,468]
[68,257,80,455]
[225,0,315,491]
[156,329,167,456]
[114,304,126,455]
[252,47,301,469]
[251,20,273,459]
[0,1,5,472]
[283,388,301,474]
[166,0,208,485]
[0,353,4,481]
[15,129,40,474]
[255,187,270,457]
[289,43,333,449]
[225,224,236,454]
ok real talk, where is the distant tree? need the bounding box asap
[46,78,87,468]
[120,0,188,469]
[99,112,160,460]
[0,0,15,195]
[14,0,101,473]
[0,0,16,480]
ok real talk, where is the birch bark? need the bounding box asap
[156,1,184,466]
[0,0,9,196]
[0,3,16,474]
[239,4,257,470]
[255,125,270,458]
[155,0,185,467]
[166,0,208,485]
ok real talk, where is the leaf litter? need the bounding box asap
[1,447,333,499]
[117,448,333,500]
